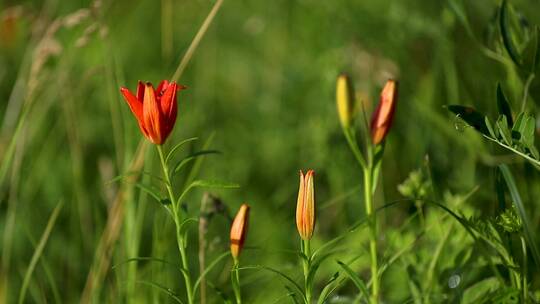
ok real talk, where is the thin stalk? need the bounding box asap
[231,259,242,304]
[363,160,379,304]
[521,236,528,303]
[302,239,312,304]
[156,145,194,304]
[521,73,535,112]
[343,128,366,168]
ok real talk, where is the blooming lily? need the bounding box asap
[120,80,186,145]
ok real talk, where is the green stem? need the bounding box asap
[231,259,242,304]
[521,73,535,112]
[344,128,366,168]
[363,162,379,304]
[156,145,194,304]
[521,236,528,303]
[302,239,312,304]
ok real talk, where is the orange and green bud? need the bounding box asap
[336,74,356,128]
[370,79,398,145]
[230,204,250,259]
[296,170,315,240]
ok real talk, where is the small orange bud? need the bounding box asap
[230,204,250,259]
[296,170,315,240]
[370,79,398,145]
[336,74,356,128]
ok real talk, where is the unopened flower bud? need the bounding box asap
[296,170,315,240]
[370,79,398,145]
[336,74,356,129]
[230,204,250,259]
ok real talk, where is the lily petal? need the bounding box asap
[136,81,145,101]
[156,80,169,97]
[142,83,164,144]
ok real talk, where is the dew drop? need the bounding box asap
[448,274,461,289]
[453,115,467,132]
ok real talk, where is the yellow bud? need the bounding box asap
[336,74,356,128]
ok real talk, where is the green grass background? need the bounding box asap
[1,0,540,302]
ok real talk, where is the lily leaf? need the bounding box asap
[496,83,513,126]
[447,105,489,135]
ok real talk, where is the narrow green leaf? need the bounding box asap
[485,117,497,138]
[134,183,163,204]
[499,0,522,66]
[113,257,187,276]
[496,115,512,145]
[372,142,385,194]
[107,171,164,184]
[512,112,525,132]
[306,252,334,290]
[207,282,232,303]
[447,105,489,135]
[535,26,540,72]
[521,115,535,148]
[165,137,198,163]
[237,265,305,302]
[179,217,199,235]
[184,133,215,188]
[18,202,63,304]
[336,261,370,301]
[177,180,239,205]
[284,285,302,304]
[172,150,222,176]
[135,280,184,303]
[193,252,231,293]
[522,26,539,72]
[496,84,513,126]
[317,272,341,304]
[447,0,476,41]
[498,164,540,266]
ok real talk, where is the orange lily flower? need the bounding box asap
[296,170,315,240]
[370,79,398,145]
[120,80,186,145]
[230,204,250,259]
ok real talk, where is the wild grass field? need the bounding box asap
[1,0,540,303]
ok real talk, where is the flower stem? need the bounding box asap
[231,258,242,304]
[301,239,312,304]
[363,162,379,304]
[156,145,194,304]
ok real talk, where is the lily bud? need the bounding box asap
[370,79,398,145]
[336,74,356,129]
[120,80,186,145]
[230,204,250,259]
[296,170,315,240]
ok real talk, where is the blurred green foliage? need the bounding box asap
[1,0,540,303]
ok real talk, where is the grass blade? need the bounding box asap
[136,280,184,303]
[18,202,63,304]
[171,0,225,82]
[498,164,540,266]
[336,261,370,301]
[165,137,199,163]
[194,252,231,293]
